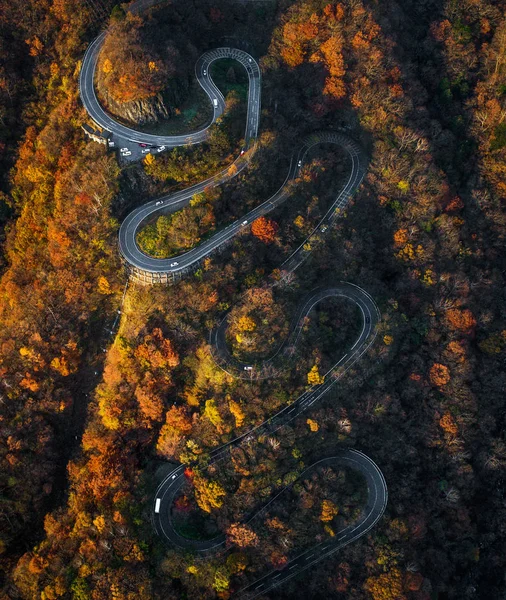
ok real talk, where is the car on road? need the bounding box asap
[155,201,163,206]
[122,151,132,157]
[242,220,248,226]
[120,147,128,152]
[248,58,252,62]
[365,316,370,324]
[213,98,218,108]
[240,149,245,155]
[170,262,179,267]
[142,148,151,154]
[157,146,166,153]
[298,160,302,167]
[203,69,207,75]
[321,225,328,232]
[139,143,147,147]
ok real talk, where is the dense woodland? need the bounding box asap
[1,0,506,599]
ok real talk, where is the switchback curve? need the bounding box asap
[79,2,387,597]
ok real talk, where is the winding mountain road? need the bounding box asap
[80,1,387,596]
[152,282,387,597]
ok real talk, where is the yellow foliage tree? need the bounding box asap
[93,515,107,533]
[144,153,155,166]
[307,418,319,432]
[294,215,305,228]
[237,315,256,332]
[229,399,245,428]
[365,568,405,600]
[50,356,72,377]
[307,364,324,385]
[193,474,226,513]
[102,58,113,74]
[213,570,230,592]
[320,499,338,521]
[204,399,225,434]
[98,276,112,295]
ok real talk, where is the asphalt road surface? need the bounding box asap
[80,2,387,596]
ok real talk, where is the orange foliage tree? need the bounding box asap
[446,308,476,333]
[439,411,458,436]
[251,216,279,244]
[134,328,180,369]
[226,523,260,548]
[429,363,451,387]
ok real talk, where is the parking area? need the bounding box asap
[113,135,168,163]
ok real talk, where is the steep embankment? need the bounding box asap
[95,11,193,125]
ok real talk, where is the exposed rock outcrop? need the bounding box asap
[98,87,169,125]
[96,76,191,126]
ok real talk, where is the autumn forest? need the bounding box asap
[1,0,506,599]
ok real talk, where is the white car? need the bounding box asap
[240,149,245,156]
[170,262,179,267]
[122,151,132,157]
[157,146,166,153]
[155,201,163,206]
[298,160,302,167]
[203,69,207,75]
[213,99,218,108]
[120,147,128,152]
[242,220,248,226]
[244,366,253,371]
[142,148,151,154]
[321,225,328,232]
[248,58,252,62]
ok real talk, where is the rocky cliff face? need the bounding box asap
[96,78,190,126]
[97,86,168,125]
